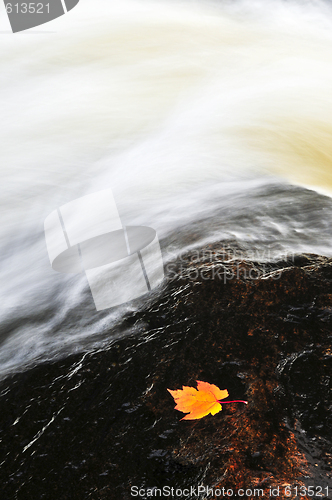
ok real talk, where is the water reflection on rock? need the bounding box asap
[0,245,331,499]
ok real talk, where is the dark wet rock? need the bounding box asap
[0,245,331,499]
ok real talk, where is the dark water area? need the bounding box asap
[165,182,332,257]
[0,244,331,499]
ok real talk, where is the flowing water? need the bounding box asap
[1,0,332,378]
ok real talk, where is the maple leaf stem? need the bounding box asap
[218,400,248,405]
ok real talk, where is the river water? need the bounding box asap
[1,0,332,378]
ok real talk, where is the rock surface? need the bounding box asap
[0,245,331,499]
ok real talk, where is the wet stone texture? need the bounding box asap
[0,245,331,499]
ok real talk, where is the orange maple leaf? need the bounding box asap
[168,380,247,420]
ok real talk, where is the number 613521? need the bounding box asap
[5,3,50,14]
